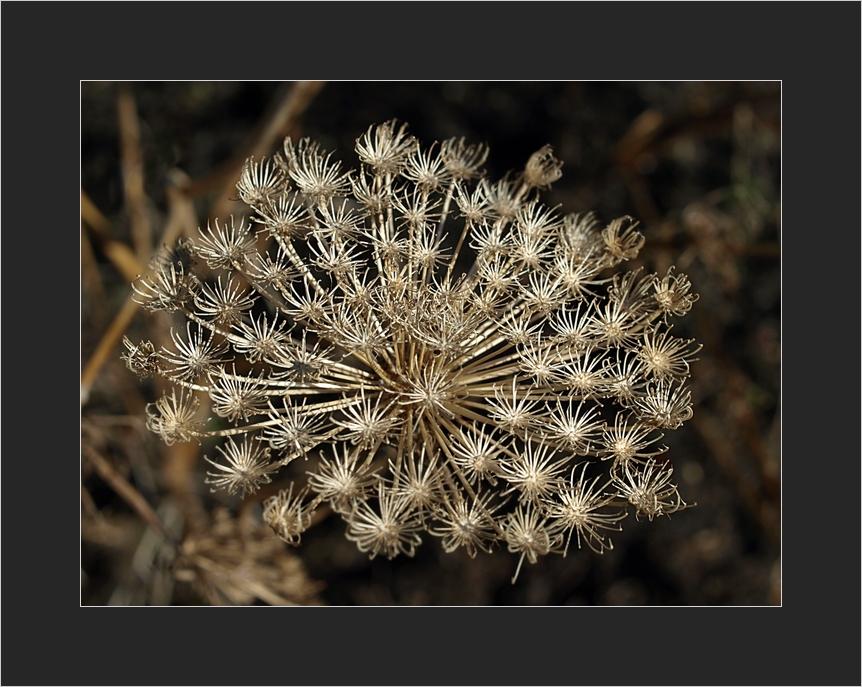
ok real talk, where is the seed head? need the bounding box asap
[524,144,563,189]
[262,484,317,546]
[145,389,203,445]
[124,121,701,580]
[205,436,273,497]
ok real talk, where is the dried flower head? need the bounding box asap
[524,144,563,189]
[613,458,689,521]
[125,121,701,581]
[346,482,424,560]
[545,462,627,554]
[262,484,317,546]
[205,436,273,496]
[504,503,564,582]
[145,389,203,445]
[121,336,159,378]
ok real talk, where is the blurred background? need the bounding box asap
[81,81,780,605]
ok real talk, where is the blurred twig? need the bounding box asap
[81,298,140,405]
[83,82,324,404]
[613,90,780,234]
[184,81,325,201]
[640,234,780,259]
[83,445,180,545]
[80,179,198,404]
[204,80,325,220]
[614,91,780,174]
[117,83,153,263]
[81,189,141,283]
[81,220,110,333]
[81,188,112,237]
[692,407,780,548]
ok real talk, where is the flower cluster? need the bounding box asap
[124,121,700,581]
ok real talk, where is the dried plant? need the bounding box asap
[175,508,324,605]
[123,120,700,582]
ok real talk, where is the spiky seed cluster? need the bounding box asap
[126,121,701,580]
